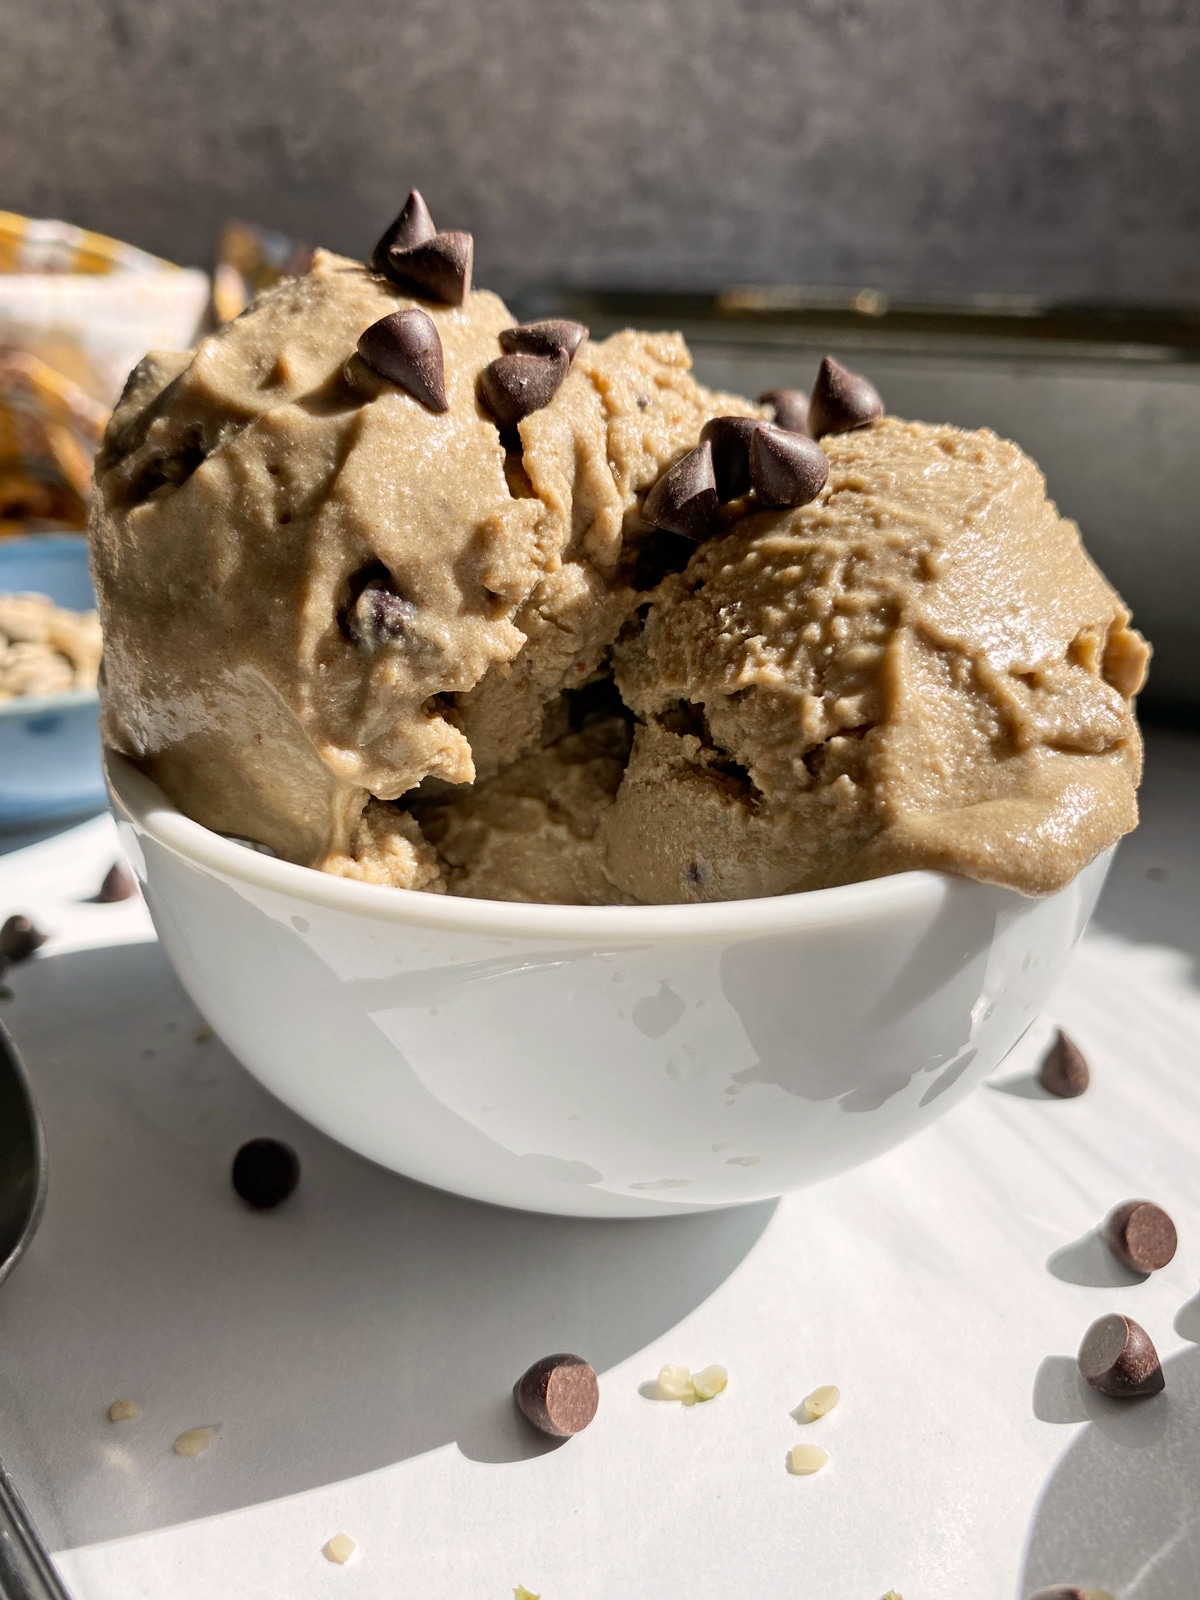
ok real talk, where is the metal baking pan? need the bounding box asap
[516,287,1200,718]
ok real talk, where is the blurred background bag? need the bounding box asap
[0,210,209,534]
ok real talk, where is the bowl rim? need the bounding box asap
[103,750,997,941]
[0,684,100,722]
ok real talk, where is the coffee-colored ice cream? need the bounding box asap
[89,248,750,870]
[606,417,1148,900]
[90,212,1148,905]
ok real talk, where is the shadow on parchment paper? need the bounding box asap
[0,941,775,1550]
[1021,1345,1200,1597]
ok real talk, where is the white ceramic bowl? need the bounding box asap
[107,753,1109,1218]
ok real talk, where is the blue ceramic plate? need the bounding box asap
[0,534,106,826]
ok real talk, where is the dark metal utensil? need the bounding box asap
[0,1022,72,1600]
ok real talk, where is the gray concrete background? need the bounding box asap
[1,0,1199,302]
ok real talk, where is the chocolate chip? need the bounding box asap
[231,1138,300,1210]
[499,319,588,364]
[1102,1200,1178,1274]
[757,387,811,436]
[808,355,884,437]
[96,862,137,903]
[383,231,473,306]
[370,190,437,274]
[479,349,569,431]
[0,915,46,963]
[1024,1589,1096,1600]
[357,309,448,412]
[514,1354,599,1437]
[642,441,719,540]
[1077,1313,1164,1398]
[749,424,830,509]
[1038,1029,1089,1097]
[346,576,419,648]
[699,416,759,501]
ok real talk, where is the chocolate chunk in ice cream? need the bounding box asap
[1039,1030,1090,1098]
[480,349,570,431]
[748,424,829,508]
[700,415,759,501]
[383,230,473,306]
[342,566,420,649]
[1102,1200,1177,1274]
[369,189,436,274]
[1078,1313,1164,1398]
[757,387,810,436]
[643,440,719,538]
[357,309,448,413]
[808,355,884,437]
[499,319,589,364]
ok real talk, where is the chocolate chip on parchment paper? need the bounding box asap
[370,189,437,274]
[479,349,570,431]
[1102,1199,1178,1274]
[808,355,884,437]
[383,231,474,307]
[699,415,759,502]
[232,1138,301,1210]
[499,319,589,364]
[757,387,811,436]
[1077,1313,1164,1398]
[1026,1587,1117,1600]
[514,1353,599,1437]
[749,425,830,509]
[1038,1029,1089,1097]
[96,862,137,903]
[357,308,449,412]
[0,914,46,963]
[642,441,719,540]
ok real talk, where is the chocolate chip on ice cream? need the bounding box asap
[514,1354,599,1436]
[480,349,570,431]
[0,915,45,963]
[1102,1199,1177,1274]
[808,355,884,437]
[369,189,436,274]
[757,387,810,436]
[748,424,829,508]
[383,231,473,306]
[499,319,589,363]
[1039,1030,1089,1097]
[356,309,448,412]
[1077,1313,1164,1398]
[700,415,760,502]
[232,1138,301,1209]
[643,440,720,538]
